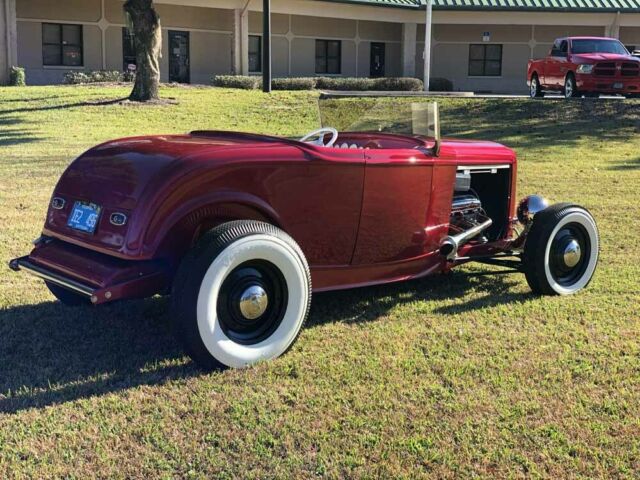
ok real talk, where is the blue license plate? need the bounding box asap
[613,82,624,89]
[67,201,101,234]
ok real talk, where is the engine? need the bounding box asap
[449,173,490,236]
[439,172,493,260]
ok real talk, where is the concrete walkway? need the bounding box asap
[320,91,628,100]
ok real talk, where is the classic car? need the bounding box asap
[527,36,640,98]
[9,102,599,370]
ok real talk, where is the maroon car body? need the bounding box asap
[9,112,599,369]
[527,36,640,98]
[11,130,517,304]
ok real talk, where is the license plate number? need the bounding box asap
[67,201,101,234]
[613,82,624,89]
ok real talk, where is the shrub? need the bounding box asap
[315,77,375,91]
[271,77,316,90]
[63,70,133,84]
[373,77,423,91]
[9,66,26,86]
[429,77,453,92]
[212,75,260,89]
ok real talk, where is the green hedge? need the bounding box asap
[271,77,316,90]
[211,75,439,92]
[9,66,26,86]
[211,75,260,89]
[429,77,453,92]
[63,70,135,84]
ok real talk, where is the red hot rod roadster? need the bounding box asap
[9,102,599,369]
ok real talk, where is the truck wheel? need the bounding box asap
[529,74,543,98]
[171,221,312,370]
[523,204,599,295]
[46,281,89,306]
[564,74,578,98]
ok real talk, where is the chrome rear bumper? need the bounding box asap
[9,256,96,298]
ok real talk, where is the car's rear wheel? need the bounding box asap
[523,204,599,295]
[564,74,579,98]
[529,74,543,98]
[171,220,312,370]
[46,281,89,306]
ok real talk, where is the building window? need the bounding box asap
[42,23,83,66]
[315,39,341,74]
[123,27,136,71]
[468,44,502,76]
[249,35,261,73]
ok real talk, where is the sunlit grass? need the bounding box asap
[0,84,639,478]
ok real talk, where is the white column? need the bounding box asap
[401,22,417,77]
[423,0,433,92]
[233,7,249,75]
[608,11,621,38]
[1,0,18,85]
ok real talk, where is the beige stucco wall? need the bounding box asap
[291,14,356,38]
[105,0,233,31]
[620,27,640,47]
[249,11,289,35]
[17,0,101,22]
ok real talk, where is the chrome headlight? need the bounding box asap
[517,195,549,225]
[576,64,594,74]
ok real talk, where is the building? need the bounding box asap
[1,0,639,93]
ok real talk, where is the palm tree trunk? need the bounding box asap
[124,0,161,102]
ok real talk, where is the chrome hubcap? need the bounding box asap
[531,80,536,96]
[563,239,582,268]
[239,285,269,320]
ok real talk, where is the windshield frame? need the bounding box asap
[570,38,629,56]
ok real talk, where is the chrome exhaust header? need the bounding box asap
[439,218,493,260]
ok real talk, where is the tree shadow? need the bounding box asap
[0,97,130,115]
[0,116,42,146]
[1,271,531,414]
[607,156,640,171]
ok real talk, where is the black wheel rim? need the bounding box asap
[548,222,591,287]
[217,260,288,345]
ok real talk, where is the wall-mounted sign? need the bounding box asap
[482,31,491,42]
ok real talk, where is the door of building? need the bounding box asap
[169,31,190,83]
[370,42,385,77]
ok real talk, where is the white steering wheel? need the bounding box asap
[299,127,338,147]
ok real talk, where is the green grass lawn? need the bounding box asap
[1,84,639,478]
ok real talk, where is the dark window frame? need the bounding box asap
[315,39,341,75]
[42,23,84,67]
[468,43,502,77]
[248,35,262,73]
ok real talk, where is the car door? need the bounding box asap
[351,147,435,265]
[556,39,570,87]
[269,144,365,267]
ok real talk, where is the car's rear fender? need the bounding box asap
[144,191,283,263]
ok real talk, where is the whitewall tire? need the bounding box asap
[171,221,311,369]
[523,203,599,295]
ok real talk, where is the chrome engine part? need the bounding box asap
[441,191,492,260]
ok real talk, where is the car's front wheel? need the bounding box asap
[564,74,579,98]
[171,220,312,370]
[523,204,599,295]
[529,74,543,98]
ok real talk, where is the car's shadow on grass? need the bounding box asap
[0,271,530,414]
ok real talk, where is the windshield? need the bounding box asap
[571,39,629,55]
[318,97,438,136]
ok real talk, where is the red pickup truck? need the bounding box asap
[527,37,640,98]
